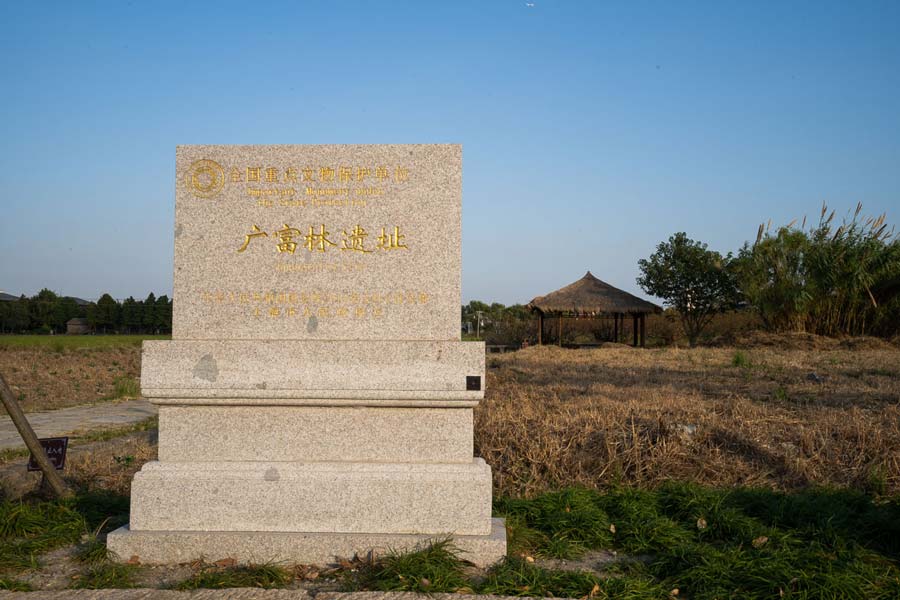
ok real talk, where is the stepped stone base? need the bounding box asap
[108,518,507,568]
[127,459,493,535]
[157,405,474,463]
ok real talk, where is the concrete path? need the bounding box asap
[0,399,157,451]
[0,591,536,600]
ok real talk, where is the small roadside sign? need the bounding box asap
[27,437,69,472]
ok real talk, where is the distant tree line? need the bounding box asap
[465,204,900,347]
[638,204,900,344]
[0,289,172,334]
[461,301,532,343]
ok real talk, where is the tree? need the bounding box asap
[732,227,809,332]
[121,297,142,333]
[54,296,81,331]
[461,300,491,335]
[31,289,59,332]
[733,204,900,336]
[94,294,120,333]
[143,293,157,332]
[637,232,738,346]
[10,298,29,332]
[86,302,99,331]
[155,295,172,333]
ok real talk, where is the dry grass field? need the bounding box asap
[476,335,900,498]
[0,342,143,412]
[2,333,897,496]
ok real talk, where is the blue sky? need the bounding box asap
[1,1,898,305]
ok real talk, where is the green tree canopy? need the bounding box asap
[637,232,738,346]
[143,293,157,330]
[733,205,900,336]
[93,293,120,333]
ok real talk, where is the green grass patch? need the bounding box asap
[0,334,169,350]
[0,500,85,570]
[112,376,140,398]
[496,488,613,558]
[73,416,158,445]
[0,490,130,573]
[70,563,137,589]
[73,537,114,566]
[352,539,471,593]
[596,487,692,553]
[492,483,900,599]
[4,482,900,598]
[479,557,601,597]
[0,447,30,463]
[731,350,751,368]
[175,563,293,590]
[0,577,33,591]
[479,557,669,599]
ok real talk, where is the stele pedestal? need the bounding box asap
[108,145,506,567]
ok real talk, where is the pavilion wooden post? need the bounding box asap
[632,314,639,347]
[613,313,619,343]
[639,314,646,348]
[537,312,544,345]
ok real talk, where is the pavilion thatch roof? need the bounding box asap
[528,271,662,316]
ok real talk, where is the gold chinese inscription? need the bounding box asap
[199,289,430,321]
[236,225,268,252]
[238,224,409,254]
[229,165,410,184]
[189,159,411,203]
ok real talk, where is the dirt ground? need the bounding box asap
[0,346,141,412]
[476,338,900,497]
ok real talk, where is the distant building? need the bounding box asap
[66,318,91,335]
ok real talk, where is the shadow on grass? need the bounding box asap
[726,486,900,561]
[174,563,293,590]
[0,488,130,573]
[494,483,900,599]
[497,355,900,409]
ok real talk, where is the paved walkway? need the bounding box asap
[5,590,534,599]
[0,399,157,451]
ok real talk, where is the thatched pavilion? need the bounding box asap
[528,271,662,347]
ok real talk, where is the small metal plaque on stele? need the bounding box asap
[27,437,69,472]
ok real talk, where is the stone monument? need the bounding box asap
[108,145,506,566]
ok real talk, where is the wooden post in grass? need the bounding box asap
[0,372,73,499]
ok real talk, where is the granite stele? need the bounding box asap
[108,145,506,567]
